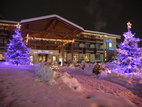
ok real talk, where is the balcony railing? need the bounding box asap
[75,37,103,43]
[65,46,104,53]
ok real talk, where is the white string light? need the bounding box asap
[26,33,29,45]
[26,36,74,43]
[0,23,17,27]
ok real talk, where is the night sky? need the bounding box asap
[0,0,142,39]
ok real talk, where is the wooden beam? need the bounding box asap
[43,19,59,38]
[44,19,55,30]
[28,30,73,35]
[71,42,74,61]
[29,30,77,41]
[61,44,64,66]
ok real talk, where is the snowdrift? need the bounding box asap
[34,63,82,91]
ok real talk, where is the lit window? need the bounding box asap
[106,39,113,50]
[0,53,3,60]
[39,56,42,62]
[30,55,33,63]
[109,42,112,48]
[74,54,79,62]
[53,56,56,61]
[43,56,46,61]
[85,53,90,62]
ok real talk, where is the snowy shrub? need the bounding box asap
[98,64,112,79]
[81,60,85,70]
[68,60,86,70]
[34,63,56,84]
[71,60,81,68]
[82,63,111,78]
[34,62,82,91]
[92,63,104,75]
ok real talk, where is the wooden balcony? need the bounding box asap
[75,38,103,44]
[65,46,104,53]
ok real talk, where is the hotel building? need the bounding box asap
[0,15,120,64]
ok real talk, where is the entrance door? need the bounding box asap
[38,54,48,62]
[52,55,56,62]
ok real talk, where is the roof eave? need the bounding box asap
[84,30,121,38]
[20,14,84,31]
[0,20,19,24]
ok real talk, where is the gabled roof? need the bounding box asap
[84,30,121,37]
[0,15,121,38]
[20,14,84,31]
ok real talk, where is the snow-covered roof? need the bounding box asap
[84,30,121,37]
[0,19,19,24]
[20,14,84,31]
[0,16,120,38]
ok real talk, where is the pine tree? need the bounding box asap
[4,28,30,65]
[116,22,142,73]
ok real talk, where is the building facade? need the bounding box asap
[0,15,121,64]
[0,20,18,61]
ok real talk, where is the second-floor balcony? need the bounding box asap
[65,46,104,53]
[75,37,103,44]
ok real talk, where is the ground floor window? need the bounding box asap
[95,54,100,60]
[30,55,34,63]
[52,55,56,62]
[38,54,48,62]
[85,53,90,62]
[0,53,3,60]
[39,56,42,62]
[42,56,46,61]
[74,54,79,62]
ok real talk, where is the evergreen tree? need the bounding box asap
[116,22,142,73]
[4,28,30,65]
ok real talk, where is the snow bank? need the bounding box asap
[61,63,111,79]
[34,63,82,91]
[104,72,142,98]
[0,62,141,107]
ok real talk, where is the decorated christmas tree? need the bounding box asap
[116,22,142,73]
[4,24,30,65]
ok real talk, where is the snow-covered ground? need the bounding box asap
[0,62,142,107]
